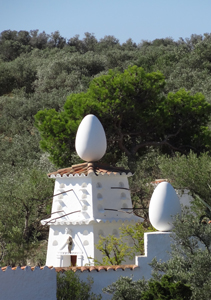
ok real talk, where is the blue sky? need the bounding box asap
[1,0,211,44]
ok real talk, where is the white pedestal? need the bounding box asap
[135,232,172,279]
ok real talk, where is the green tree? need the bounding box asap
[151,209,211,300]
[33,51,106,94]
[149,152,211,299]
[141,275,192,300]
[0,168,54,266]
[29,30,49,49]
[94,223,155,265]
[57,270,102,300]
[159,151,211,214]
[0,30,30,61]
[0,56,37,96]
[95,234,131,265]
[103,276,148,300]
[48,31,66,49]
[124,150,162,220]
[103,275,191,300]
[35,65,211,168]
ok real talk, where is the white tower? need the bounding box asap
[41,115,142,267]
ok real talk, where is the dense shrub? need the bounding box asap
[57,270,102,300]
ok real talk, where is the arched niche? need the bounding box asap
[56,204,62,211]
[82,193,87,199]
[98,229,104,237]
[97,204,104,213]
[96,182,102,189]
[97,193,103,201]
[82,205,88,211]
[119,181,124,188]
[121,192,126,199]
[52,240,58,246]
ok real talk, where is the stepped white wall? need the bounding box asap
[0,232,173,300]
[79,232,172,300]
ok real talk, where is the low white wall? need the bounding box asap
[0,266,57,300]
[78,232,173,300]
[0,232,173,300]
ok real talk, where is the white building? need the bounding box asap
[41,115,142,267]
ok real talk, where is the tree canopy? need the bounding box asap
[103,275,192,300]
[35,65,211,168]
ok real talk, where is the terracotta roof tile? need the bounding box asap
[0,266,54,272]
[0,264,138,272]
[151,179,169,185]
[48,162,132,178]
[54,264,139,273]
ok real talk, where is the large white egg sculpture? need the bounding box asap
[149,182,181,231]
[75,114,107,161]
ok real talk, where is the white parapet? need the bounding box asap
[0,232,173,300]
[0,266,57,300]
[78,232,173,299]
[135,232,172,279]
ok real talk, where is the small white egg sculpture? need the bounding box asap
[75,114,107,161]
[149,182,181,231]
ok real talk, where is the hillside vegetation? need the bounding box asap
[1,29,211,266]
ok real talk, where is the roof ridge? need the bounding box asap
[48,162,132,178]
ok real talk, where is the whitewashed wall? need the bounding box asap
[78,232,172,300]
[44,173,141,267]
[0,232,173,300]
[0,266,57,300]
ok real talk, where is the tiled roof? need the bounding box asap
[48,162,132,178]
[0,266,54,271]
[55,264,139,273]
[0,265,138,272]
